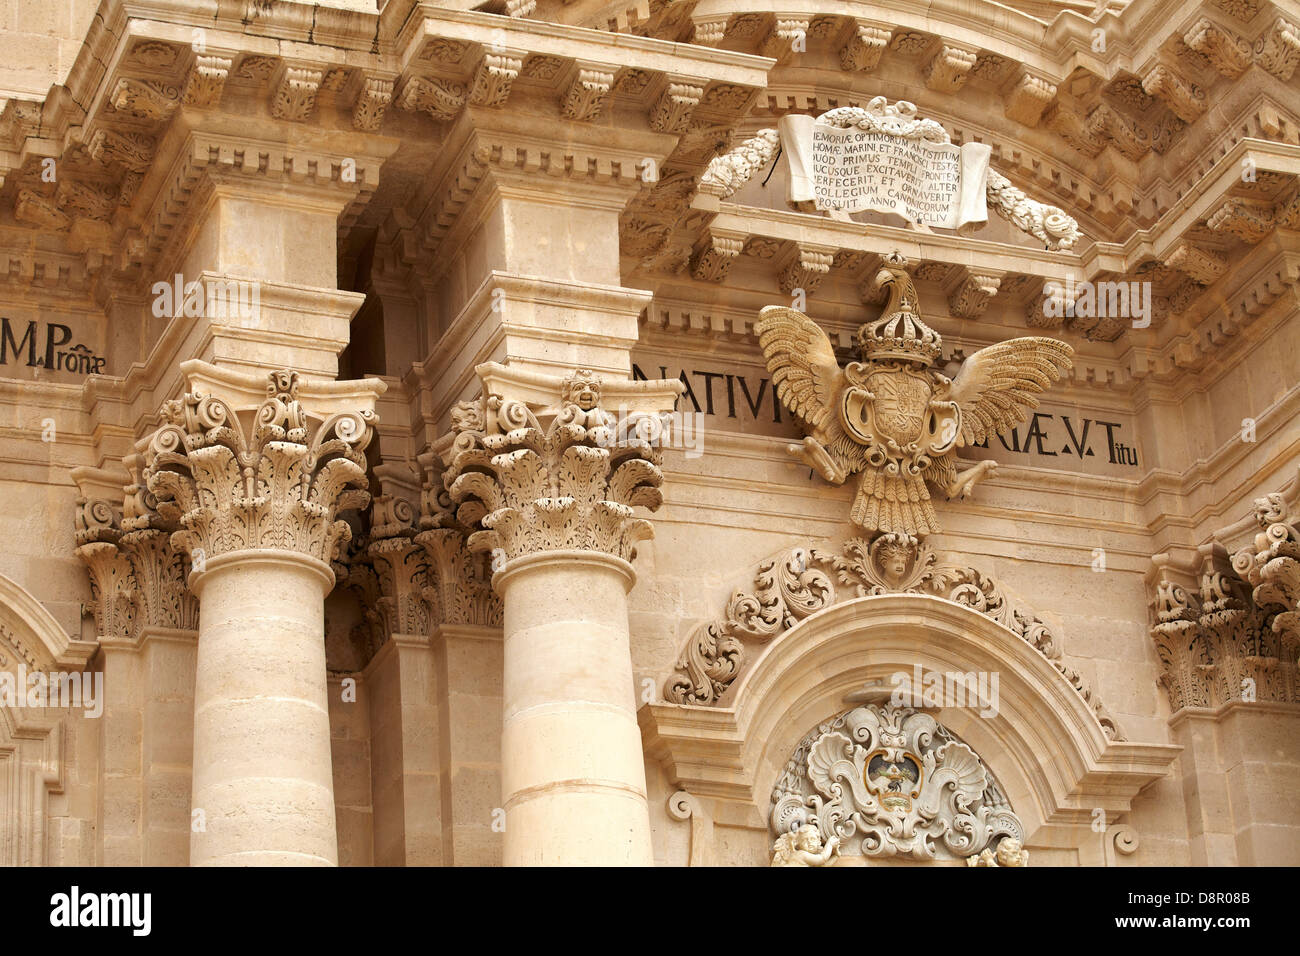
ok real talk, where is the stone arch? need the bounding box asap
[642,593,1180,859]
[0,571,93,866]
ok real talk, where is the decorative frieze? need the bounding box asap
[143,370,377,570]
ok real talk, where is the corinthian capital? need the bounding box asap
[73,455,199,643]
[441,363,683,566]
[142,362,383,577]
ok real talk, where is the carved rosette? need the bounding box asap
[770,703,1025,862]
[442,370,668,567]
[666,534,1124,740]
[142,370,376,576]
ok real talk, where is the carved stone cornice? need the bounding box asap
[440,363,683,567]
[270,66,325,123]
[946,270,1003,319]
[922,43,978,94]
[1254,15,1300,82]
[689,231,745,282]
[839,22,891,72]
[181,55,233,109]
[141,363,383,576]
[666,535,1125,742]
[777,243,834,295]
[1003,71,1057,127]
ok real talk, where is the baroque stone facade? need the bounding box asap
[0,0,1296,867]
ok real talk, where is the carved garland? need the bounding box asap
[665,533,1124,740]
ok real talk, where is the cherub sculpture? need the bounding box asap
[967,837,1029,867]
[770,824,841,867]
[756,262,1073,536]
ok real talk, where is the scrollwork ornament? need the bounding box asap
[770,703,1026,862]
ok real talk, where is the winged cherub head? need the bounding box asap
[755,263,1074,537]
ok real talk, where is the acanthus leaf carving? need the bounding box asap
[142,369,377,571]
[442,368,677,569]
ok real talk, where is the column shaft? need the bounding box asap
[190,550,336,866]
[498,551,652,866]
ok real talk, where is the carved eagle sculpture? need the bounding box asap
[756,265,1074,536]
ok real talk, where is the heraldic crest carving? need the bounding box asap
[770,702,1027,864]
[756,261,1074,535]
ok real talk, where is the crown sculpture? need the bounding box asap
[757,262,1074,536]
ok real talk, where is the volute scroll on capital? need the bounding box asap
[140,364,383,579]
[1150,472,1300,711]
[439,362,684,569]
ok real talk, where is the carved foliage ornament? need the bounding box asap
[442,370,670,565]
[757,263,1073,536]
[665,534,1123,740]
[1152,487,1300,710]
[143,370,376,569]
[74,456,198,643]
[770,703,1025,862]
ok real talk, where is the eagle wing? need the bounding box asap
[947,337,1074,446]
[755,306,845,431]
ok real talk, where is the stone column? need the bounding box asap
[443,363,680,865]
[73,457,200,866]
[143,362,382,866]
